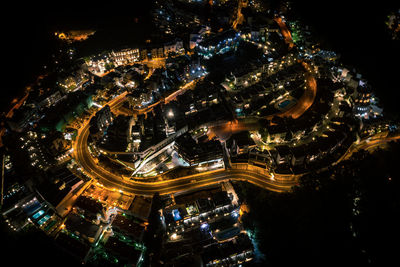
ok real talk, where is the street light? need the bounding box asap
[270,172,275,180]
[171,233,177,240]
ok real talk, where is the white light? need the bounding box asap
[92,102,103,108]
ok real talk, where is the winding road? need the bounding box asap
[72,81,400,197]
[274,16,295,50]
[72,93,299,196]
[71,51,399,197]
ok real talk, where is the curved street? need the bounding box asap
[72,90,400,197]
[73,116,298,196]
[72,93,299,196]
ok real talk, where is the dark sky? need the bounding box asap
[2,2,153,110]
[291,1,400,113]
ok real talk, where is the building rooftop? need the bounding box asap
[128,196,152,220]
[199,29,238,48]
[201,233,253,264]
[56,232,91,260]
[112,213,145,240]
[74,196,105,217]
[104,236,142,262]
[65,213,100,240]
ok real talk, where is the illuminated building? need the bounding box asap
[110,48,140,66]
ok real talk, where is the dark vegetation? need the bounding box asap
[235,141,400,266]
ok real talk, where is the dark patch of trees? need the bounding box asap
[234,141,400,266]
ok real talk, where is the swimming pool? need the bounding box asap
[44,220,57,231]
[38,215,51,226]
[24,200,41,215]
[32,210,44,220]
[172,209,181,221]
[278,100,292,109]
